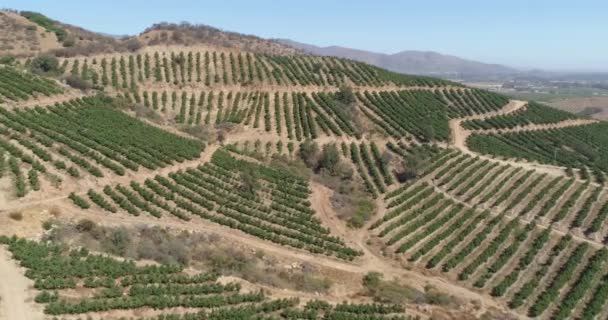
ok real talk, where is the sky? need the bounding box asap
[3,0,607,71]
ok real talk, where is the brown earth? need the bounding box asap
[0,247,45,320]
[0,10,62,57]
[548,96,608,120]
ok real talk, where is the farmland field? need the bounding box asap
[1,7,608,320]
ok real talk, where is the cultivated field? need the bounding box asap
[1,11,608,320]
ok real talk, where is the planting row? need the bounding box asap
[372,185,608,318]
[0,237,409,319]
[59,50,450,89]
[71,149,360,260]
[467,122,608,181]
[0,66,62,103]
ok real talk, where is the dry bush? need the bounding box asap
[9,211,23,221]
[46,223,332,292]
[65,75,92,90]
[133,105,163,124]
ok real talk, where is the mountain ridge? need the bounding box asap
[276,38,518,79]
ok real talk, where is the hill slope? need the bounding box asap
[2,11,608,320]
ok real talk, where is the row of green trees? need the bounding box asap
[467,123,608,183]
[462,102,577,130]
[61,50,448,90]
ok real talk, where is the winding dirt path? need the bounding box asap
[450,100,527,155]
[0,247,44,320]
[448,100,598,177]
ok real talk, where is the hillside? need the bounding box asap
[0,10,64,56]
[1,10,608,320]
[278,39,518,79]
[0,10,302,59]
[138,22,302,55]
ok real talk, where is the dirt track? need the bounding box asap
[449,100,598,177]
[0,247,44,320]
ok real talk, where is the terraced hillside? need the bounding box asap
[2,12,608,320]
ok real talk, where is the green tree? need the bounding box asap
[335,85,356,105]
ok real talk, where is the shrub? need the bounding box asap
[9,212,23,221]
[318,143,340,174]
[348,199,376,228]
[0,55,16,65]
[62,37,76,47]
[75,219,96,233]
[101,228,132,256]
[42,220,54,230]
[125,38,143,52]
[335,85,356,105]
[30,55,60,75]
[362,272,421,304]
[298,140,319,168]
[65,75,92,90]
[424,285,454,305]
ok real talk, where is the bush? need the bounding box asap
[298,140,319,168]
[101,228,132,256]
[363,272,382,288]
[65,75,92,90]
[75,219,96,233]
[62,37,76,47]
[424,285,454,305]
[362,272,421,304]
[348,199,376,228]
[335,85,356,105]
[0,55,16,65]
[318,143,340,174]
[125,38,143,52]
[9,212,23,221]
[30,55,60,75]
[42,220,54,231]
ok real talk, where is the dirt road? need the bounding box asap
[0,247,44,320]
[449,100,590,176]
[450,99,527,154]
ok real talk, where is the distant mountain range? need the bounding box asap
[276,39,519,80]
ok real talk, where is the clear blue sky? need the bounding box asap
[3,0,607,71]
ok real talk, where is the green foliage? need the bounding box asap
[69,192,90,209]
[348,199,376,228]
[317,143,340,173]
[0,65,62,102]
[298,140,319,168]
[335,85,356,105]
[362,272,421,305]
[467,122,608,177]
[463,101,578,130]
[21,11,68,41]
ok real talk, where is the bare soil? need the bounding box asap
[548,96,608,120]
[0,247,45,320]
